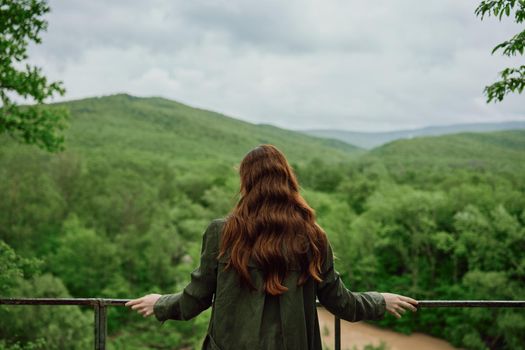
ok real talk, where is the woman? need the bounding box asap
[126,144,418,350]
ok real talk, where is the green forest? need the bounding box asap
[1,94,524,350]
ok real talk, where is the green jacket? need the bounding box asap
[153,218,386,350]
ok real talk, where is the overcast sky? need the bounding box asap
[27,0,525,132]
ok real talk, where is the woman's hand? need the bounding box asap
[380,292,418,319]
[125,293,162,318]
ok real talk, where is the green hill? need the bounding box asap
[368,129,525,174]
[0,93,359,167]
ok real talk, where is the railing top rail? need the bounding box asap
[0,298,129,306]
[1,298,525,308]
[417,300,525,307]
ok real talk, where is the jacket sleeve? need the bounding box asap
[153,219,221,322]
[316,241,386,322]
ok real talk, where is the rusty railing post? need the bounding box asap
[334,316,341,350]
[94,298,107,350]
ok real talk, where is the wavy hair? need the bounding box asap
[218,144,328,295]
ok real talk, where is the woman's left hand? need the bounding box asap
[125,293,162,318]
[380,292,418,319]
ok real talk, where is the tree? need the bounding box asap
[475,0,525,102]
[48,215,122,297]
[0,0,69,152]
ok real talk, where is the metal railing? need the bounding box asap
[1,298,525,350]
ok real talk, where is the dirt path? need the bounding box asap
[317,308,459,350]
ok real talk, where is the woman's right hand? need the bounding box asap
[380,293,418,319]
[125,294,162,318]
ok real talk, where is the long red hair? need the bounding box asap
[218,144,328,295]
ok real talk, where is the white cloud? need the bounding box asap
[25,0,525,131]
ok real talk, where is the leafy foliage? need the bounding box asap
[475,0,525,102]
[0,0,69,151]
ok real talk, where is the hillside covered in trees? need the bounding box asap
[1,94,524,350]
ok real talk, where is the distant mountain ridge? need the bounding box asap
[300,121,525,149]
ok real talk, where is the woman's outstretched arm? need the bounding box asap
[316,242,418,321]
[125,219,222,321]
